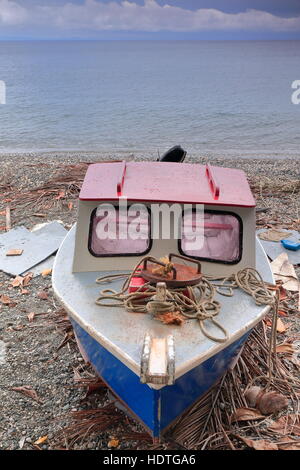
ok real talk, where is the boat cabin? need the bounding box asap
[73,161,256,277]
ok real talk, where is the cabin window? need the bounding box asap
[89,205,151,257]
[179,211,242,264]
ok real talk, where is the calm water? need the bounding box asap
[0,40,299,158]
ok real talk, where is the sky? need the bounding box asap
[0,0,300,40]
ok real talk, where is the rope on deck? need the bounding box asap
[95,257,278,352]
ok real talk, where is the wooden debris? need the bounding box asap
[5,206,11,231]
[6,249,23,257]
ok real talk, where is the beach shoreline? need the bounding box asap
[1,150,300,163]
[1,151,299,228]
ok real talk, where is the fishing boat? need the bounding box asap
[52,153,274,440]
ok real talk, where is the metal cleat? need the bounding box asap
[140,333,175,386]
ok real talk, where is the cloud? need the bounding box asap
[0,0,28,24]
[0,0,300,33]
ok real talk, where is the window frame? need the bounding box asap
[88,205,152,258]
[178,209,243,265]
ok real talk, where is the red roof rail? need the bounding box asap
[205,163,220,200]
[117,161,127,196]
[80,162,255,207]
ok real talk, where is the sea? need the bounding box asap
[0,40,299,159]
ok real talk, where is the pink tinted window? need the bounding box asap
[89,206,151,256]
[181,212,242,263]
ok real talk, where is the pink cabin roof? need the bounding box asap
[79,161,256,208]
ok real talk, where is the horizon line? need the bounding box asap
[1,38,300,41]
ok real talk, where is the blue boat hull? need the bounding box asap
[71,318,249,438]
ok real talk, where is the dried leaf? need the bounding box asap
[27,312,35,322]
[236,435,278,451]
[155,311,185,325]
[269,415,300,436]
[259,230,292,242]
[108,438,119,448]
[21,289,29,295]
[121,432,152,442]
[257,391,289,415]
[37,291,48,300]
[55,191,65,200]
[73,368,82,382]
[244,386,261,408]
[279,286,288,301]
[230,407,265,423]
[34,436,48,445]
[11,386,42,403]
[271,253,299,292]
[0,294,13,305]
[23,273,33,287]
[278,310,288,317]
[19,436,26,449]
[86,380,106,397]
[9,324,24,331]
[245,387,288,415]
[276,343,295,354]
[68,202,73,210]
[73,368,106,396]
[277,437,300,450]
[159,256,170,264]
[11,276,24,288]
[276,318,286,333]
[41,268,52,277]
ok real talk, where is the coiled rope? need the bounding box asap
[95,257,278,347]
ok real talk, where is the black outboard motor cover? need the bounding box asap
[158,145,187,163]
